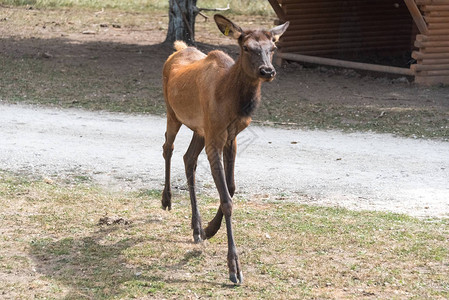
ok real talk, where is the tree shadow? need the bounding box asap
[0,35,238,114]
[29,222,149,298]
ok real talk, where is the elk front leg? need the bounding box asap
[184,133,206,243]
[204,138,236,238]
[206,143,243,284]
[224,138,237,197]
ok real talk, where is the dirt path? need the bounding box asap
[1,103,448,218]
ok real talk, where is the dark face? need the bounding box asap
[239,30,278,82]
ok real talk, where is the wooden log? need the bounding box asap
[419,58,449,64]
[416,34,449,42]
[267,0,286,21]
[425,11,449,17]
[285,14,401,20]
[280,40,413,49]
[404,0,429,34]
[280,41,412,52]
[282,28,413,37]
[280,44,410,55]
[412,51,449,59]
[279,0,367,4]
[417,46,449,53]
[285,21,412,31]
[276,52,413,75]
[281,35,413,45]
[284,6,408,15]
[280,0,396,3]
[282,29,413,40]
[283,1,403,9]
[428,22,449,29]
[278,46,411,57]
[416,0,449,4]
[286,9,410,17]
[423,16,449,23]
[283,1,381,9]
[428,28,449,35]
[415,40,449,47]
[284,14,412,22]
[284,22,412,31]
[281,36,413,47]
[411,63,449,71]
[281,47,412,56]
[420,5,449,12]
[278,47,415,56]
[281,33,412,42]
[282,26,412,37]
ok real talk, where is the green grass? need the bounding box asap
[256,99,449,139]
[1,171,448,299]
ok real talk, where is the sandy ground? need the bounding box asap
[1,103,448,218]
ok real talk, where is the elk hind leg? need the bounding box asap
[162,114,181,210]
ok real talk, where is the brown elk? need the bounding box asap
[161,14,289,284]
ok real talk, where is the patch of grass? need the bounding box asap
[1,171,448,299]
[136,189,162,199]
[256,95,449,140]
[0,54,167,114]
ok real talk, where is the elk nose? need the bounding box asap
[259,66,276,79]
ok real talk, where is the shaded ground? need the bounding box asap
[1,6,448,139]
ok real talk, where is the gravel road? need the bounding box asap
[1,103,448,218]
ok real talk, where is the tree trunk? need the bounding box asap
[165,0,198,46]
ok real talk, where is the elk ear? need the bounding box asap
[214,14,243,39]
[270,21,289,42]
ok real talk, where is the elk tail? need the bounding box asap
[174,40,188,51]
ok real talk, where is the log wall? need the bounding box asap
[412,0,449,85]
[275,0,416,60]
[269,0,449,85]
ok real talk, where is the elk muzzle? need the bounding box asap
[258,65,276,80]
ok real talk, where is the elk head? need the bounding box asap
[214,14,289,82]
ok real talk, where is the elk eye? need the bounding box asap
[243,46,249,52]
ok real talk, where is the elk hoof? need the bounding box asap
[161,201,171,211]
[229,271,244,285]
[161,190,172,211]
[193,229,206,243]
[193,234,203,244]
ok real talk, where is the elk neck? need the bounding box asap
[223,56,262,118]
